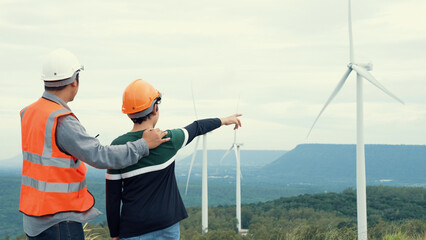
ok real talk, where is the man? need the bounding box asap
[20,49,169,239]
[106,79,242,240]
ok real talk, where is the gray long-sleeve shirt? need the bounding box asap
[56,114,148,169]
[24,91,150,237]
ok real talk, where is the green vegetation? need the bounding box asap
[253,186,426,222]
[3,186,425,239]
[0,176,319,239]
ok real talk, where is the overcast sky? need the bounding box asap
[0,0,425,160]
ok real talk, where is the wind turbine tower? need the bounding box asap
[220,130,244,232]
[201,134,208,234]
[307,1,404,240]
[220,98,244,232]
[185,84,209,234]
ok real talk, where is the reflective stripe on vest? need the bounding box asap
[22,151,82,168]
[21,175,87,193]
[19,98,94,216]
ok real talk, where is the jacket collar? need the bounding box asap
[42,91,71,111]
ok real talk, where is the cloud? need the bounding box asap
[0,0,425,159]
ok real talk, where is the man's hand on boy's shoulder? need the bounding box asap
[143,128,170,149]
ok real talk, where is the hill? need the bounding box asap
[5,186,425,239]
[0,150,287,178]
[260,144,426,187]
[176,149,287,167]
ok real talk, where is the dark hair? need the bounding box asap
[44,74,79,91]
[44,84,67,91]
[131,113,153,124]
[130,99,160,124]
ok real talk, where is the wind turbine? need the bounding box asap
[307,1,404,239]
[220,130,243,232]
[185,82,209,234]
[219,96,244,233]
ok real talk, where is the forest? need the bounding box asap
[3,186,425,240]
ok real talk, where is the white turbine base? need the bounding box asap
[356,74,368,240]
[202,134,208,234]
[235,144,242,232]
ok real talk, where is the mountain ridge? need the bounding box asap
[260,143,426,186]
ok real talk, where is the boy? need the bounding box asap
[106,79,242,240]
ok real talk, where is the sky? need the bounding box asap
[0,0,425,160]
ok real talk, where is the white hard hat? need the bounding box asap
[42,48,84,86]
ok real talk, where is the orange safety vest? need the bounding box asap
[19,97,94,216]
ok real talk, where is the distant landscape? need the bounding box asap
[1,144,425,239]
[261,144,426,186]
[4,186,426,239]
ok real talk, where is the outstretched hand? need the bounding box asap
[220,114,242,130]
[142,128,170,149]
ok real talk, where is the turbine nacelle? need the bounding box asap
[307,61,403,138]
[349,62,373,71]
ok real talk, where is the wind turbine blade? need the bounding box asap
[351,65,404,104]
[348,0,354,63]
[185,137,200,195]
[219,145,234,166]
[191,81,199,119]
[235,91,241,113]
[307,67,353,137]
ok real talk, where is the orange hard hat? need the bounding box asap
[122,79,161,118]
